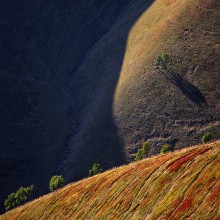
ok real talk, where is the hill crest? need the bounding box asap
[1,140,220,219]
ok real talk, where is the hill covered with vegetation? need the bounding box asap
[1,140,220,219]
[1,0,220,213]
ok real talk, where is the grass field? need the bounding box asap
[1,140,220,219]
[1,0,220,218]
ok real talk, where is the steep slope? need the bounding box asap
[65,0,220,183]
[1,140,220,219]
[112,0,220,157]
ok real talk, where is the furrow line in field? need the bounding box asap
[188,179,219,219]
[92,170,142,219]
[85,174,137,218]
[70,166,137,219]
[65,172,113,217]
[123,149,206,219]
[166,154,218,219]
[120,156,175,218]
[145,145,216,217]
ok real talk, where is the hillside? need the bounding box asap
[1,140,220,219]
[65,0,220,182]
[1,0,220,212]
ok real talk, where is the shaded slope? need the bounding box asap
[1,141,220,219]
[0,0,132,211]
[65,0,156,182]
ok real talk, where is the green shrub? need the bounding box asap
[202,132,213,144]
[160,144,172,154]
[4,193,16,211]
[4,185,33,211]
[134,142,149,161]
[49,175,64,191]
[89,163,103,176]
[156,53,170,69]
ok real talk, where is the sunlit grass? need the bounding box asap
[1,140,220,220]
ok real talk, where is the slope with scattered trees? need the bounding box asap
[1,140,220,219]
[1,0,220,213]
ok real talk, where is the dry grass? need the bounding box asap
[1,0,220,218]
[1,140,220,219]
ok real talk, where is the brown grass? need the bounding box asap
[1,140,220,219]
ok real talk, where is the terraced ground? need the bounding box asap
[1,140,220,219]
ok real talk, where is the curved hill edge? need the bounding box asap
[1,140,220,219]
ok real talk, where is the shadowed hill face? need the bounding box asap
[65,0,156,181]
[2,141,220,219]
[0,0,145,212]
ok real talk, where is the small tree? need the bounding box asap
[156,53,170,70]
[160,144,172,154]
[49,175,64,191]
[134,142,149,161]
[4,193,16,211]
[202,132,213,144]
[89,163,103,176]
[4,185,34,211]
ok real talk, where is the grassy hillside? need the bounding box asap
[1,0,220,214]
[112,0,220,156]
[1,140,220,219]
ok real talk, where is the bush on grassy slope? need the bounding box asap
[89,163,103,176]
[134,142,149,161]
[49,176,64,191]
[4,185,33,211]
[202,132,213,144]
[160,144,173,154]
[156,53,170,70]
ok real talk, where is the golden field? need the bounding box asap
[1,140,220,219]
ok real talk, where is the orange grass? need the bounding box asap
[1,0,220,218]
[1,140,220,220]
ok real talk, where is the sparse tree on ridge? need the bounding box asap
[49,175,64,191]
[4,185,34,211]
[89,163,103,176]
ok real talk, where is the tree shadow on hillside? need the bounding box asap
[159,69,206,106]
